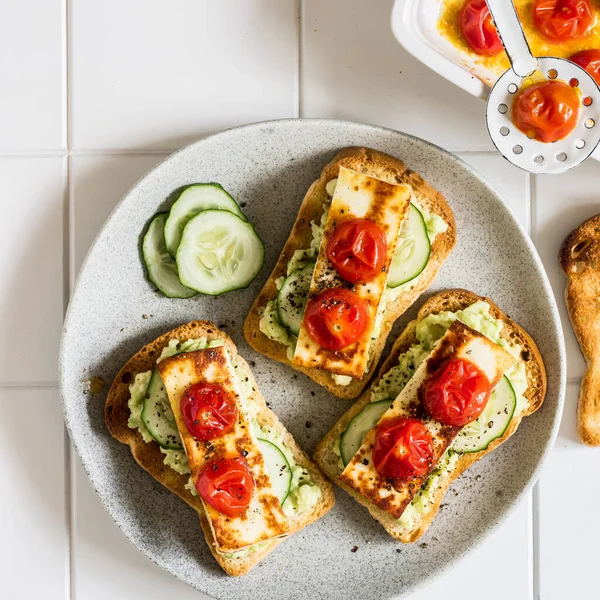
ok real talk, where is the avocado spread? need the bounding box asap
[336,300,528,529]
[127,337,321,558]
[259,178,447,385]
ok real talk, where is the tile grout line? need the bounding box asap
[296,0,304,119]
[63,1,74,599]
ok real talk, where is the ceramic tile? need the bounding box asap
[69,0,298,151]
[537,383,594,599]
[71,457,210,600]
[301,0,494,152]
[71,154,167,276]
[0,389,66,599]
[0,0,64,151]
[532,160,600,381]
[0,158,64,383]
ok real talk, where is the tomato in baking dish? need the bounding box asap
[372,417,434,480]
[459,0,504,56]
[570,48,600,85]
[533,0,595,41]
[303,287,369,351]
[326,218,387,284]
[423,358,491,427]
[180,382,238,441]
[511,80,582,143]
[196,456,254,518]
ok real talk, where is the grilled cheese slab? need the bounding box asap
[294,167,412,378]
[339,321,515,518]
[158,346,289,553]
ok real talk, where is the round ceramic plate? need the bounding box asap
[60,119,565,600]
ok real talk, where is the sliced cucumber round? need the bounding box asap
[340,399,394,467]
[176,209,264,296]
[453,376,516,454]
[142,213,196,299]
[277,262,314,335]
[164,184,247,257]
[141,370,183,450]
[259,438,292,505]
[387,203,431,289]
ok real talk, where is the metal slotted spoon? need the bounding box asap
[485,0,600,174]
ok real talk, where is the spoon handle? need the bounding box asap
[485,0,537,77]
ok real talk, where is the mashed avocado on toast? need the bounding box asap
[127,337,321,516]
[258,177,448,383]
[334,300,528,530]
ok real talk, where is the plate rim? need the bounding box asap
[59,117,566,599]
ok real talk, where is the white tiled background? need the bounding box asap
[4,0,597,598]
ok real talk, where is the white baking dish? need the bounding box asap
[391,0,600,161]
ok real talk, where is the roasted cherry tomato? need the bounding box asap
[195,456,254,518]
[533,0,594,41]
[372,417,434,480]
[423,358,491,427]
[570,49,600,86]
[303,287,369,351]
[180,382,238,441]
[459,0,504,56]
[326,218,388,284]
[512,80,582,143]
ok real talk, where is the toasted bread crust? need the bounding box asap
[559,214,600,446]
[313,289,546,542]
[105,320,335,576]
[243,147,456,399]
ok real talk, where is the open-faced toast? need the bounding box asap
[244,147,456,399]
[313,289,546,542]
[559,215,600,446]
[106,320,335,575]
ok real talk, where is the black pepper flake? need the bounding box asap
[241,450,249,457]
[351,546,359,553]
[305,421,312,429]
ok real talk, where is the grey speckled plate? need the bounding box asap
[60,119,565,600]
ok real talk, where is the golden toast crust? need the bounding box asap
[313,289,546,542]
[105,320,335,576]
[559,214,600,446]
[243,147,456,399]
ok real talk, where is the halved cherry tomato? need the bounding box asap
[372,417,434,480]
[459,0,504,56]
[570,49,600,86]
[326,218,387,284]
[303,287,369,351]
[180,382,238,441]
[423,358,491,427]
[533,0,594,41]
[195,456,254,518]
[512,80,582,143]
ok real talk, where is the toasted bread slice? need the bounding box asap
[313,289,546,542]
[243,147,456,400]
[559,215,600,446]
[105,321,335,576]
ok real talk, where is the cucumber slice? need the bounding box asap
[142,213,196,299]
[453,376,516,454]
[164,184,247,257]
[258,438,292,505]
[176,209,264,296]
[277,262,314,335]
[340,399,394,467]
[141,370,183,450]
[387,203,431,288]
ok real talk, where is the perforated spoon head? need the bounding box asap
[486,57,600,174]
